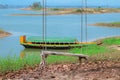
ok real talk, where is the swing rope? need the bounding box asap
[85,0,88,54]
[85,0,88,44]
[80,0,84,54]
[81,0,88,54]
[81,0,84,44]
[42,0,47,50]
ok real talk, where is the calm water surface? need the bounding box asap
[0,9,120,57]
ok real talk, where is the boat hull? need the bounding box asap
[21,43,81,49]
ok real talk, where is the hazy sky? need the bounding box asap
[0,0,119,6]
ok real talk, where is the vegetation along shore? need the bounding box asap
[91,22,120,28]
[10,8,120,16]
[0,29,11,38]
[11,2,120,16]
[0,37,120,79]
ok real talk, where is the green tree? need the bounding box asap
[31,2,42,9]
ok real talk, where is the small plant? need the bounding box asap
[95,7,104,11]
[98,6,102,9]
[30,2,42,10]
[52,8,60,11]
[75,9,83,12]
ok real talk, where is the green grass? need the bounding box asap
[69,44,109,56]
[0,53,78,73]
[69,37,120,56]
[0,54,40,73]
[102,37,120,45]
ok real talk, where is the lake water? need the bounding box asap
[0,8,120,57]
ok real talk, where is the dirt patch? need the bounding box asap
[109,45,120,50]
[2,61,120,80]
[0,77,2,80]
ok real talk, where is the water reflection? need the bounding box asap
[20,48,69,58]
[20,49,40,58]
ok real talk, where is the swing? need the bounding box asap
[40,0,89,66]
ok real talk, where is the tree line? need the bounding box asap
[30,2,42,9]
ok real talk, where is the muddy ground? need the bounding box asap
[2,60,120,80]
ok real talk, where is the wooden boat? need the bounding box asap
[20,35,95,49]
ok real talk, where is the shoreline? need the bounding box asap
[0,30,11,38]
[91,22,120,28]
[10,8,120,16]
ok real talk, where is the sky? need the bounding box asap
[0,0,120,7]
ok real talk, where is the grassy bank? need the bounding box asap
[70,37,120,55]
[69,44,108,56]
[0,54,40,73]
[69,37,120,61]
[102,37,120,45]
[92,22,120,27]
[0,54,78,74]
[0,37,120,74]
